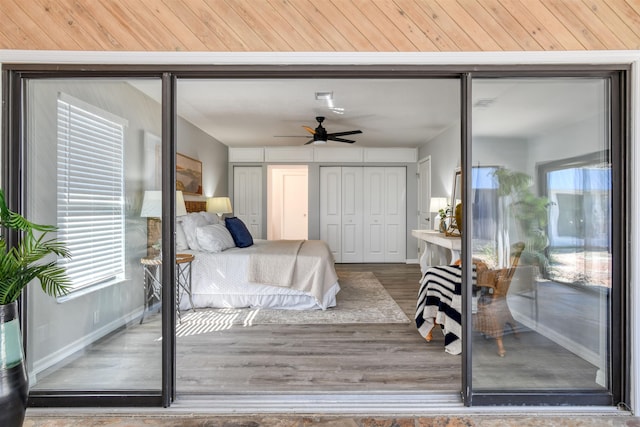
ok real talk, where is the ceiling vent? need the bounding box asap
[473,98,496,109]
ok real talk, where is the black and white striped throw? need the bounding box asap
[415,265,477,355]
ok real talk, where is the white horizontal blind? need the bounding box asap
[57,94,126,290]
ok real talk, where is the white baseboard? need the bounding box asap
[30,308,142,385]
[511,307,600,367]
[406,258,419,264]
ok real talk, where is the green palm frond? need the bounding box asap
[0,189,71,305]
[0,191,56,232]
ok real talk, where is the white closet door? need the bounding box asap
[363,167,386,262]
[320,167,342,262]
[384,167,406,262]
[341,167,363,263]
[233,166,262,238]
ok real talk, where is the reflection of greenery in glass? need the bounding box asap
[491,167,552,271]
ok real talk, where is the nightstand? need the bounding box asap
[175,253,195,322]
[140,253,196,324]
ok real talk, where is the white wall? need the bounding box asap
[419,124,461,203]
[178,120,228,200]
[529,111,606,167]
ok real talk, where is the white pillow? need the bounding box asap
[180,212,209,251]
[196,224,236,253]
[175,222,188,251]
[199,211,219,225]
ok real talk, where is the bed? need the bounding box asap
[176,209,340,311]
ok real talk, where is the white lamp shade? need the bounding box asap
[207,197,233,215]
[429,197,448,213]
[140,191,162,218]
[176,191,187,217]
[140,190,188,217]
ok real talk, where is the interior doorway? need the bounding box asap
[267,165,308,240]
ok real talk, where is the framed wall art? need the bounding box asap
[176,152,202,195]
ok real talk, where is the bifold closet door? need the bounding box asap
[320,167,342,261]
[364,167,406,262]
[363,167,386,262]
[233,166,263,238]
[341,167,364,263]
[383,167,406,262]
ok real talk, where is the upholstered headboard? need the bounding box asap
[185,200,206,213]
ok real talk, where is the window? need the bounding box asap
[539,152,611,287]
[471,166,499,243]
[56,94,127,291]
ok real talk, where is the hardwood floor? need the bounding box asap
[177,263,460,394]
[32,263,601,395]
[33,263,461,394]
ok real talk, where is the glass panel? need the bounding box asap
[471,77,611,391]
[25,78,163,391]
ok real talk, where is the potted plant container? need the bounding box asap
[0,190,70,426]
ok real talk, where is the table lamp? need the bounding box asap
[141,191,187,256]
[206,196,233,219]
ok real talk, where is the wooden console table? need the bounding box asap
[411,229,461,275]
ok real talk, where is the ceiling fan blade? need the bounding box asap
[330,137,356,143]
[302,126,316,135]
[304,139,315,145]
[274,135,309,137]
[327,130,362,137]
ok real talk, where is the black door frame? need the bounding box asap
[1,62,629,408]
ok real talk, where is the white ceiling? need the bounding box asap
[130,77,605,148]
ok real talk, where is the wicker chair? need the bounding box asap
[473,242,526,357]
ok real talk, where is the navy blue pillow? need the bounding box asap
[225,217,254,248]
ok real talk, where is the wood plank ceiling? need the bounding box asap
[1,0,640,52]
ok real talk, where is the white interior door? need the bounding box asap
[281,171,308,240]
[233,166,262,238]
[268,166,308,240]
[320,167,342,261]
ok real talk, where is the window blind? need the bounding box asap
[57,95,126,290]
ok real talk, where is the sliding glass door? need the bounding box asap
[2,63,627,409]
[21,77,167,403]
[467,75,622,405]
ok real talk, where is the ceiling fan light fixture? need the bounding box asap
[300,116,361,145]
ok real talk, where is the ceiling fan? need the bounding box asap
[302,116,362,145]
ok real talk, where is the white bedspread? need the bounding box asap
[183,240,339,310]
[248,240,303,287]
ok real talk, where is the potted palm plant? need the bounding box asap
[0,190,70,427]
